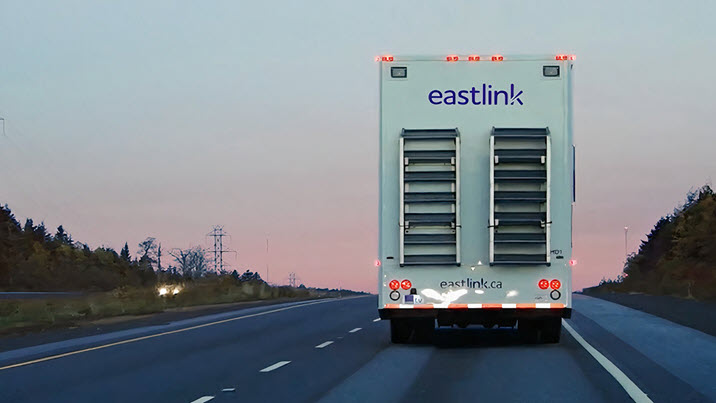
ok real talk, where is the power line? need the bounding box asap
[206,225,236,273]
[288,272,297,287]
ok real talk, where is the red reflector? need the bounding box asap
[401,279,412,290]
[550,279,561,290]
[374,259,381,267]
[468,55,480,61]
[381,55,394,62]
[569,259,577,266]
[388,280,400,290]
[446,55,458,62]
[491,55,503,61]
[538,279,550,290]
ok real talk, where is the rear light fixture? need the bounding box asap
[538,279,550,290]
[491,55,503,61]
[468,55,480,61]
[569,259,578,267]
[374,259,381,267]
[550,279,561,290]
[556,54,576,61]
[446,55,459,62]
[389,280,400,290]
[379,55,394,62]
[401,279,412,290]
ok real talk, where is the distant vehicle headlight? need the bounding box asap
[158,287,168,296]
[173,287,181,295]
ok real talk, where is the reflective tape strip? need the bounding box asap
[383,303,566,309]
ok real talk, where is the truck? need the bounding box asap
[377,54,575,343]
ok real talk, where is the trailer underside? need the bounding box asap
[379,307,571,344]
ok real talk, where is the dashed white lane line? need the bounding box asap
[315,341,334,349]
[562,320,653,403]
[260,360,291,372]
[221,388,235,392]
[190,396,214,403]
[349,327,362,333]
[373,318,381,322]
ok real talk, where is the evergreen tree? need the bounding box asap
[54,225,73,245]
[120,242,131,262]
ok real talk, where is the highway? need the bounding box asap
[0,295,714,403]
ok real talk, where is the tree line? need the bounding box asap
[0,205,264,291]
[587,185,716,300]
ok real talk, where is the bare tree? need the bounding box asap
[170,246,208,278]
[137,237,159,270]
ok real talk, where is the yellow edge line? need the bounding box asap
[0,297,347,372]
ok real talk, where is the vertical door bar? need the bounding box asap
[454,136,461,265]
[398,137,405,266]
[545,136,551,264]
[489,135,495,264]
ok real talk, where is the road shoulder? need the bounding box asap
[0,297,321,353]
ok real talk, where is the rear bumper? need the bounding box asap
[379,305,571,321]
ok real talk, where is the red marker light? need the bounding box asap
[468,55,480,61]
[569,55,576,60]
[374,259,381,267]
[569,259,577,267]
[381,55,394,62]
[446,55,459,62]
[538,279,550,290]
[389,280,400,290]
[401,279,412,290]
[491,55,503,61]
[550,279,561,290]
[556,54,568,60]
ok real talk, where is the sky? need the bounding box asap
[1,1,715,292]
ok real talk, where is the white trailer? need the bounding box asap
[377,54,576,343]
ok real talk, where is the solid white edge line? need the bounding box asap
[562,320,653,403]
[190,396,214,403]
[260,360,291,372]
[315,341,334,349]
[373,318,381,322]
[349,327,362,333]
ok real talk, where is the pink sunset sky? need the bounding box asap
[1,2,715,292]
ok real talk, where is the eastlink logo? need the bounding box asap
[428,84,524,106]
[440,278,503,289]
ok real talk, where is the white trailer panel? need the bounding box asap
[377,55,575,343]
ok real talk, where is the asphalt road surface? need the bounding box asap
[1,295,714,403]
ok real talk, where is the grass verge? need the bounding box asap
[0,278,353,336]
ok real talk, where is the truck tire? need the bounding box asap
[540,318,562,343]
[390,319,412,344]
[518,319,539,343]
[413,318,435,344]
